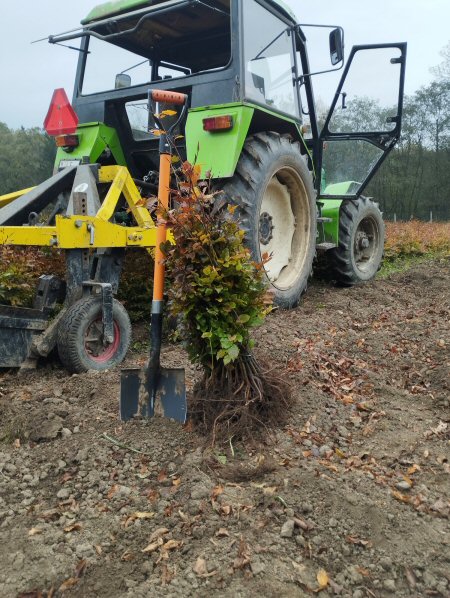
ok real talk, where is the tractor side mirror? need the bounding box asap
[115,73,131,89]
[329,28,344,66]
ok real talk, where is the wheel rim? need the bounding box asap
[353,215,381,274]
[259,167,312,290]
[84,319,121,363]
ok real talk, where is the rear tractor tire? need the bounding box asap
[57,297,131,373]
[221,132,317,309]
[329,197,385,286]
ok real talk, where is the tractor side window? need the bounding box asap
[157,62,191,81]
[243,0,298,117]
[125,100,151,141]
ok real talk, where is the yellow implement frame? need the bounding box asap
[0,166,171,249]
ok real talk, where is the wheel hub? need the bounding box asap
[354,219,378,269]
[259,212,274,245]
[85,319,120,362]
[259,177,296,282]
[356,231,370,251]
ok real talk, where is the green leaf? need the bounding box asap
[227,344,240,361]
[237,314,251,324]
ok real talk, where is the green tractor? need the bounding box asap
[0,0,406,372]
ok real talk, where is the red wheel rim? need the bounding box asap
[84,320,121,364]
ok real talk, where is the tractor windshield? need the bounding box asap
[81,0,231,95]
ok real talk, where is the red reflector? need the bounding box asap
[55,134,79,148]
[44,88,79,136]
[203,115,233,132]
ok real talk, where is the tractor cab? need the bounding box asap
[56,0,304,181]
[51,0,405,200]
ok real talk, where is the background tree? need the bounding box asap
[0,123,56,195]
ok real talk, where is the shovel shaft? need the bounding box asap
[153,151,171,303]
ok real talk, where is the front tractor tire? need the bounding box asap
[222,132,317,309]
[329,197,385,286]
[57,297,131,373]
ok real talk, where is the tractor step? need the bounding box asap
[316,242,337,252]
[0,305,50,367]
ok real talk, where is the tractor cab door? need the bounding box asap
[318,43,407,199]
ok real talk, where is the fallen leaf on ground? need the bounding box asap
[107,484,119,499]
[316,569,329,590]
[405,567,417,590]
[346,536,373,548]
[38,509,60,522]
[233,537,251,570]
[74,559,87,578]
[59,578,79,592]
[163,539,182,551]
[28,527,43,536]
[294,517,315,532]
[407,464,421,475]
[149,527,170,543]
[64,523,82,533]
[392,489,411,503]
[193,557,208,576]
[142,539,163,553]
[428,421,448,436]
[215,528,229,537]
[356,567,371,577]
[123,511,155,527]
[211,485,224,500]
[157,470,168,482]
[121,551,135,562]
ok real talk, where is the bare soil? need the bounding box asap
[0,259,449,598]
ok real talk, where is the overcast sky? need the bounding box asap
[0,0,448,128]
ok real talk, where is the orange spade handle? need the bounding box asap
[153,152,171,302]
[151,89,187,105]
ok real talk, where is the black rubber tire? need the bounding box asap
[329,197,385,286]
[57,297,131,373]
[221,132,317,309]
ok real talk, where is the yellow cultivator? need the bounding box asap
[0,164,164,372]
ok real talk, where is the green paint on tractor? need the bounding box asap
[324,181,358,195]
[82,0,155,23]
[318,199,343,245]
[186,105,254,179]
[82,0,297,25]
[55,123,126,170]
[186,102,307,179]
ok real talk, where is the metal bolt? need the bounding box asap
[74,220,83,228]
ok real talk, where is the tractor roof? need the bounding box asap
[82,0,297,26]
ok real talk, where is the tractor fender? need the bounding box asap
[185,103,307,180]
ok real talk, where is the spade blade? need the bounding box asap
[120,366,187,424]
